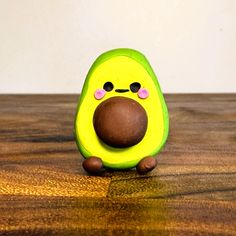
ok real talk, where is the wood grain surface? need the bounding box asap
[0,94,235,235]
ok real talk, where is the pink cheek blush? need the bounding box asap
[94,89,106,100]
[138,88,149,99]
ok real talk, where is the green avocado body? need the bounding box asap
[74,48,169,169]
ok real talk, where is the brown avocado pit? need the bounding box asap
[93,96,148,148]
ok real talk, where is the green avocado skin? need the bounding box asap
[74,48,169,161]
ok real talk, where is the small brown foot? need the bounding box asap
[136,156,157,175]
[82,156,104,175]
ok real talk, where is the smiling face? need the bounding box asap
[94,80,149,100]
[75,49,169,169]
[87,56,152,103]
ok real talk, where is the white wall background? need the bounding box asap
[0,0,235,93]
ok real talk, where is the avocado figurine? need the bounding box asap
[74,48,169,174]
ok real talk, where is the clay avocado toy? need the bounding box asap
[74,48,169,174]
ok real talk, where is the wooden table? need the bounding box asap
[0,94,235,235]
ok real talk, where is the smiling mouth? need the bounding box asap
[115,89,129,93]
